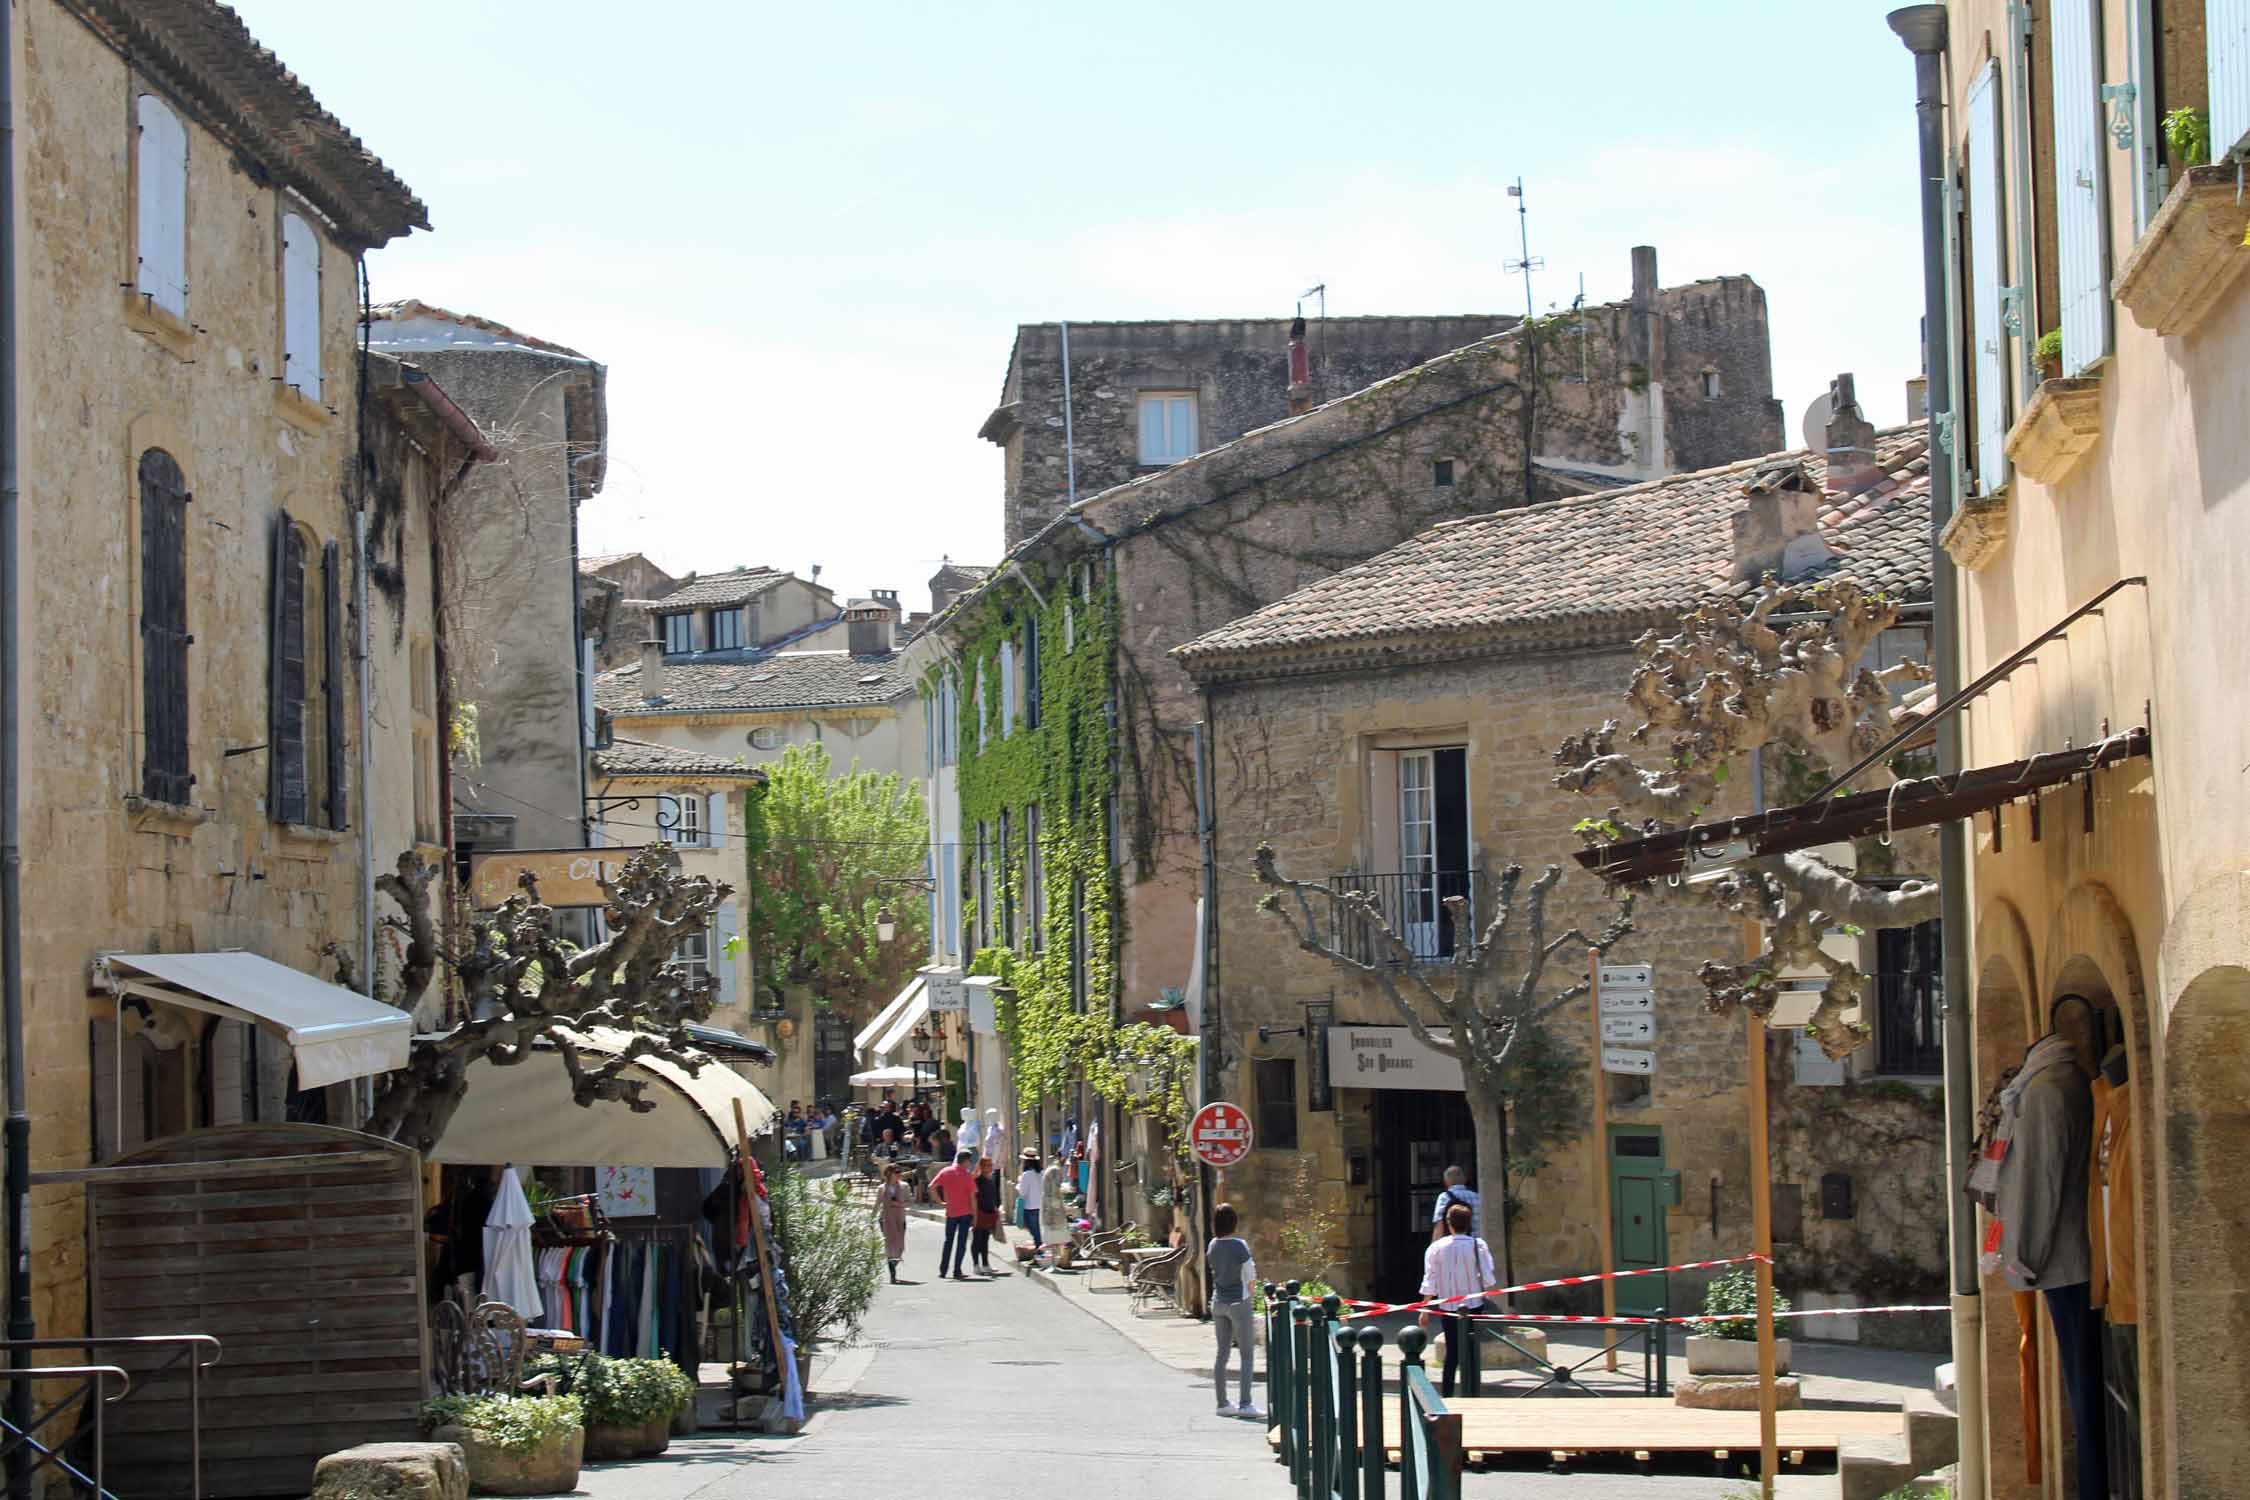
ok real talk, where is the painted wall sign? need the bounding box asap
[467,846,676,909]
[1326,1025,1465,1092]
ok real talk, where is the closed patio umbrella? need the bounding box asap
[481,1166,545,1322]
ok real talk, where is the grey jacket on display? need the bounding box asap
[1996,1063,2093,1291]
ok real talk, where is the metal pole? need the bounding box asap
[1748,1000,1778,1499]
[1588,954,1616,1370]
[1888,14,1987,1500]
[0,0,32,1485]
[1355,1327,1382,1500]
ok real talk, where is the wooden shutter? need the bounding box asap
[705,790,728,850]
[2215,0,2250,160]
[322,539,347,831]
[2051,0,2111,376]
[134,95,187,316]
[268,512,308,825]
[1023,617,1041,729]
[281,212,322,402]
[138,449,192,804]
[1967,61,2011,497]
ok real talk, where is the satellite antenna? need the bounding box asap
[1504,179,1544,320]
[1800,391,1836,455]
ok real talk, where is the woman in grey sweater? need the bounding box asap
[1207,1202,1260,1418]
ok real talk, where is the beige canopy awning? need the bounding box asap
[99,951,413,1089]
[853,973,925,1060]
[429,1027,777,1169]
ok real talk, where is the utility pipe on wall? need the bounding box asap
[1888,12,1987,1500]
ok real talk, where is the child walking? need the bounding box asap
[1207,1202,1261,1418]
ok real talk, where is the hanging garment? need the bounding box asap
[2013,1287,2041,1485]
[639,1243,659,1358]
[2088,1069,2139,1324]
[481,1169,545,1322]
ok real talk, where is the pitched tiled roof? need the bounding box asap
[650,568,789,611]
[598,651,913,716]
[580,551,646,573]
[591,739,766,780]
[1176,424,1930,677]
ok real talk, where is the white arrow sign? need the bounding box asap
[1601,1046,1657,1076]
[1599,963,1653,989]
[1601,1014,1657,1044]
[1599,988,1655,1014]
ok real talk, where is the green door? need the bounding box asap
[1608,1128,1670,1316]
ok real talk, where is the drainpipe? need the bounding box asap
[1888,13,1986,1500]
[355,512,375,1112]
[0,0,30,1484]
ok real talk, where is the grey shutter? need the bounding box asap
[138,449,192,804]
[208,1020,247,1127]
[268,512,308,825]
[2214,0,2250,160]
[323,539,347,830]
[1968,62,2011,497]
[705,790,727,850]
[715,899,740,1011]
[134,95,187,316]
[2051,0,2111,375]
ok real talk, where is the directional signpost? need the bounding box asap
[1600,1014,1656,1044]
[1587,956,1658,1366]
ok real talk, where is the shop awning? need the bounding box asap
[429,1026,777,1168]
[848,1065,920,1089]
[854,973,925,1058]
[1573,728,2151,885]
[98,951,412,1089]
[868,983,931,1066]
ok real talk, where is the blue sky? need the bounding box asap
[231,1,1929,612]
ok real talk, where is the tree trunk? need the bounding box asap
[1462,1071,1513,1307]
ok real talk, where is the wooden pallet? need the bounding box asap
[1281,1397,1900,1463]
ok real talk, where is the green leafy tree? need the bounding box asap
[746,743,928,1013]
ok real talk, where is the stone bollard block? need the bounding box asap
[312,1442,468,1500]
[1480,1325,1550,1369]
[1672,1373,1803,1410]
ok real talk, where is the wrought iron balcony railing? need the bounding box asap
[1325,870,1488,967]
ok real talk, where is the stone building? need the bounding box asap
[580,551,679,670]
[1175,415,1943,1323]
[1873,4,2250,1494]
[4,0,475,1343]
[929,247,1788,1230]
[366,301,609,861]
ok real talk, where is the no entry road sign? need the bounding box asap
[1189,1101,1254,1168]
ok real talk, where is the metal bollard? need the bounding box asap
[1355,1327,1384,1500]
[1311,1296,1340,1500]
[1272,1283,1298,1470]
[1291,1291,1314,1497]
[1330,1323,1358,1500]
[1396,1325,1429,1499]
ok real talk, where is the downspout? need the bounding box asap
[1889,14,1986,1500]
[354,510,374,1106]
[0,0,27,1484]
[1193,705,1219,1305]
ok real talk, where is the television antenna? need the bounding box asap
[1504,179,1544,321]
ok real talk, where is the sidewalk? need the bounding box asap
[1025,1260,1229,1376]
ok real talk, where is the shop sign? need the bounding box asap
[1189,1101,1253,1168]
[1326,1024,1464,1092]
[467,846,673,909]
[924,966,967,1014]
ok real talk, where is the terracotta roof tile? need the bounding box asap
[650,569,789,611]
[590,739,765,780]
[598,650,912,716]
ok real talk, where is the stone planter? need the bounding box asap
[1684,1334,1791,1375]
[582,1414,671,1462]
[429,1424,582,1497]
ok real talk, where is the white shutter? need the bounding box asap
[705,790,727,849]
[281,213,322,401]
[715,900,739,1011]
[2215,0,2250,160]
[93,1022,148,1159]
[208,1020,247,1126]
[2051,0,2111,376]
[135,95,188,316]
[1968,62,2011,497]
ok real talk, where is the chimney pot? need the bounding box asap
[1822,372,1885,495]
[639,637,667,703]
[1731,462,1838,583]
[1286,314,1312,417]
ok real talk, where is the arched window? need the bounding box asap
[134,94,188,316]
[139,449,191,803]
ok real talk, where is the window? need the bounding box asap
[660,792,704,847]
[1254,1058,1299,1151]
[280,211,321,402]
[411,639,438,844]
[1137,391,1198,464]
[1876,920,1944,1076]
[748,726,780,751]
[1700,367,1723,399]
[998,640,1017,737]
[139,449,191,804]
[268,512,345,828]
[710,608,745,651]
[671,922,713,981]
[998,809,1016,949]
[1070,877,1089,1011]
[134,94,187,317]
[1023,617,1042,729]
[1432,458,1455,488]
[1369,746,1471,962]
[661,613,694,655]
[1025,803,1045,950]
[2051,0,2111,375]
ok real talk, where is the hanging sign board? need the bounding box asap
[1601,1046,1657,1076]
[923,966,967,1014]
[468,847,673,909]
[1326,1025,1464,1093]
[1601,1014,1657,1044]
[1189,1102,1253,1168]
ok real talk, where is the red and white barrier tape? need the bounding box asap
[1335,1252,1773,1321]
[1446,1304,1951,1326]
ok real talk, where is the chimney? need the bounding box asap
[1625,246,1666,478]
[639,637,667,703]
[847,599,896,657]
[1823,373,1886,495]
[1286,315,1313,417]
[1904,375,1929,421]
[1730,460,1838,583]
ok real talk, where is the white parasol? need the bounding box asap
[481,1166,546,1322]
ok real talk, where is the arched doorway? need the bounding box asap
[1974,947,2037,1500]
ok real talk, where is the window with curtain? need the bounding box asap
[1136,391,1198,464]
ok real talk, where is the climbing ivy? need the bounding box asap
[941,569,1201,1163]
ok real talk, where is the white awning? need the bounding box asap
[868,984,931,1066]
[853,974,925,1056]
[100,951,412,1089]
[848,1065,919,1089]
[429,1027,777,1169]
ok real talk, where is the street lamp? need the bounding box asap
[876,906,896,943]
[873,876,935,944]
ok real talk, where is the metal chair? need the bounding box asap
[1126,1244,1189,1313]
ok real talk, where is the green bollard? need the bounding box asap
[1355,1326,1384,1500]
[1396,1325,1429,1499]
[1273,1282,1298,1470]
[1292,1291,1314,1498]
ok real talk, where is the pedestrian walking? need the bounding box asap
[971,1157,1002,1273]
[1207,1202,1260,1418]
[1015,1154,1045,1249]
[876,1162,910,1283]
[929,1149,978,1280]
[1419,1201,1495,1397]
[1429,1164,1481,1241]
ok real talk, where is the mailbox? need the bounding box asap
[1657,1168,1683,1207]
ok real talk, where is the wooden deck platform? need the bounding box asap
[1280,1397,1900,1463]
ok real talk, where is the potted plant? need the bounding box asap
[768,1157,885,1350]
[2164,106,2212,170]
[529,1353,696,1462]
[420,1391,584,1496]
[1684,1266,1792,1375]
[2035,329,2063,383]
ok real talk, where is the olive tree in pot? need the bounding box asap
[420,1392,584,1496]
[1686,1266,1792,1374]
[770,1156,885,1355]
[528,1353,696,1461]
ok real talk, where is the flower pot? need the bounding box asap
[582,1414,672,1462]
[430,1423,583,1496]
[1684,1334,1791,1375]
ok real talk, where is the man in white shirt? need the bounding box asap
[1419,1201,1495,1396]
[1429,1165,1482,1242]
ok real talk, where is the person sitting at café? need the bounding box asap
[872,1127,904,1162]
[786,1102,807,1134]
